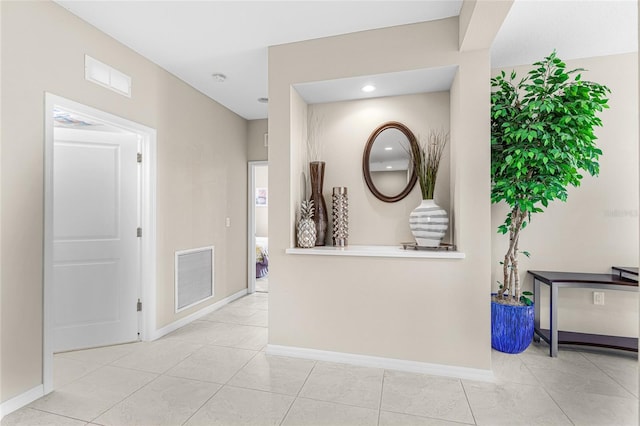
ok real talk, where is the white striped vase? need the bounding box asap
[409,199,448,247]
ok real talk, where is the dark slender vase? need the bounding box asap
[309,161,328,246]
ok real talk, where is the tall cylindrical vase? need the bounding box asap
[332,187,348,247]
[309,161,328,246]
[409,199,448,247]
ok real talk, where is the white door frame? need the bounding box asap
[43,93,157,394]
[247,161,267,294]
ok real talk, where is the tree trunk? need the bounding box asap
[500,207,526,303]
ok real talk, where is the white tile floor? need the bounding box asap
[256,277,269,293]
[3,292,638,426]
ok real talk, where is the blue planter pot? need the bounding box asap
[491,298,534,354]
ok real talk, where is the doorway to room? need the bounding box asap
[43,94,157,394]
[248,161,268,293]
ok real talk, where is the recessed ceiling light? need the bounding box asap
[386,165,393,169]
[257,97,269,104]
[362,85,376,93]
[212,73,227,83]
[384,147,393,151]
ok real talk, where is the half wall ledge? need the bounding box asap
[285,245,465,259]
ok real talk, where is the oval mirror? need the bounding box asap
[363,121,418,203]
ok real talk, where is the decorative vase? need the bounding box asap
[409,199,448,247]
[309,161,328,246]
[332,187,348,247]
[297,218,317,248]
[491,297,534,354]
[297,199,316,248]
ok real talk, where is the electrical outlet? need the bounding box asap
[593,292,605,305]
[225,217,231,228]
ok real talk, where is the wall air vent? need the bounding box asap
[175,246,214,312]
[84,55,132,98]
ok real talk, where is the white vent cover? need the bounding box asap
[175,246,214,312]
[85,55,132,98]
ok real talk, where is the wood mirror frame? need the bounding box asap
[362,121,418,203]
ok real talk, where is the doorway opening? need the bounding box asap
[43,94,157,394]
[248,161,268,293]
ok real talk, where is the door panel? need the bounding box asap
[54,142,120,239]
[53,261,119,326]
[53,128,139,352]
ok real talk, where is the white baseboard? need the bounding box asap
[266,344,494,382]
[0,385,44,420]
[150,289,248,340]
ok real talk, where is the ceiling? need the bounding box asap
[491,0,637,68]
[294,66,459,105]
[55,0,637,121]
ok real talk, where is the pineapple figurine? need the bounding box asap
[297,200,317,248]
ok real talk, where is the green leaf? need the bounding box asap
[519,295,533,306]
[491,50,609,247]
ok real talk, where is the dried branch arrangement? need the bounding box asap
[410,129,449,200]
[306,109,324,163]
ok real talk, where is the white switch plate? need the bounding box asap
[593,291,605,305]
[225,217,231,227]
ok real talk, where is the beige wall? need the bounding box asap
[307,93,450,245]
[268,19,494,370]
[248,119,268,161]
[492,53,639,337]
[1,1,247,402]
[0,0,3,403]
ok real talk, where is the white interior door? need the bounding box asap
[53,128,140,352]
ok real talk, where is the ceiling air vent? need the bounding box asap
[84,55,132,98]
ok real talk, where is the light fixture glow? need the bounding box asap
[361,85,376,93]
[384,147,393,151]
[386,165,393,169]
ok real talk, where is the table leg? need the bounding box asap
[534,278,540,335]
[550,283,558,357]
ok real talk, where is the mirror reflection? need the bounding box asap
[369,128,412,197]
[363,122,418,203]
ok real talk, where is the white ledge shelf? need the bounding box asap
[285,245,465,259]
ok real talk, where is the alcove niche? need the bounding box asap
[287,65,463,258]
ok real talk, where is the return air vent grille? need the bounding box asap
[175,246,214,312]
[85,55,132,98]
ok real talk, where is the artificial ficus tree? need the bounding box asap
[491,51,610,305]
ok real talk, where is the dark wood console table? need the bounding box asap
[528,269,638,357]
[612,266,639,281]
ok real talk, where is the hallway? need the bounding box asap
[2,292,638,425]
